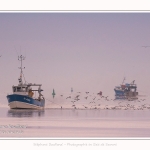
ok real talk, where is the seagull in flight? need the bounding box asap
[142,46,150,48]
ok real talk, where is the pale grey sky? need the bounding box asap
[0,13,150,102]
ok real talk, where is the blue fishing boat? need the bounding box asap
[7,55,45,109]
[114,78,138,99]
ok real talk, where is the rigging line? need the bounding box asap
[0,49,4,56]
[24,47,26,58]
[47,99,62,107]
[14,46,19,57]
[20,46,21,56]
[22,72,28,84]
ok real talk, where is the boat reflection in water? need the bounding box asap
[7,109,45,118]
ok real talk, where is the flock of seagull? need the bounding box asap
[49,91,150,110]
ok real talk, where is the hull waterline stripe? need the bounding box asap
[8,101,44,109]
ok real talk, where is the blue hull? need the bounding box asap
[114,89,125,96]
[7,94,45,109]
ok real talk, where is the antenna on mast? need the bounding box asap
[121,77,126,85]
[18,55,25,85]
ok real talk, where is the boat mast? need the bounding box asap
[122,77,125,85]
[18,55,25,85]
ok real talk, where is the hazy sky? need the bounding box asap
[0,13,150,101]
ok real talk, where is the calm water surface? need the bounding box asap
[0,106,150,138]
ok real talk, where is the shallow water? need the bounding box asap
[0,92,150,138]
[0,107,150,138]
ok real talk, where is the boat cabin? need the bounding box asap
[12,83,44,100]
[12,85,29,95]
[13,86,28,92]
